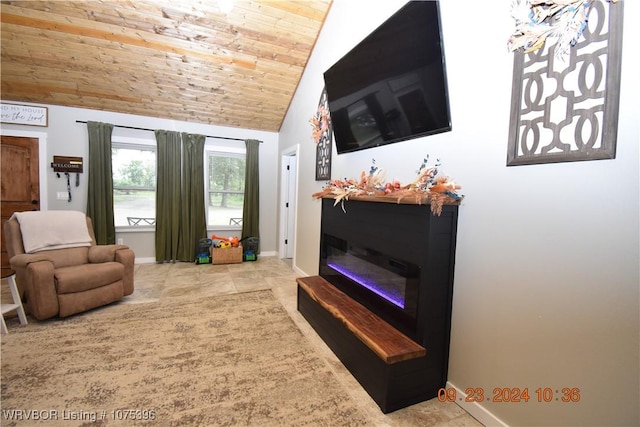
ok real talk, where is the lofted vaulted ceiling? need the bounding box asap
[0,0,332,132]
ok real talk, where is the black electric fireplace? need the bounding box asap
[320,234,421,339]
[320,196,458,367]
[299,197,459,412]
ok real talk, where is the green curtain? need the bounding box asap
[155,130,182,262]
[241,139,260,251]
[86,121,115,244]
[178,132,207,261]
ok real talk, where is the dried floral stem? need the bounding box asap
[507,0,617,59]
[312,158,463,216]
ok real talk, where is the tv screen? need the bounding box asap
[323,1,451,155]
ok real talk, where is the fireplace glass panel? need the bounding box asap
[321,234,419,320]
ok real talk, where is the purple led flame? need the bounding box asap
[327,262,405,309]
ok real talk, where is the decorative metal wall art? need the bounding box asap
[310,87,332,180]
[507,0,623,166]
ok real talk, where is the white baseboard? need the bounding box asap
[135,252,278,265]
[447,381,509,427]
[291,264,308,277]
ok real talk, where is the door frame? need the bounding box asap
[0,128,48,210]
[279,144,299,263]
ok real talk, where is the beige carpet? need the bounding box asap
[1,290,369,426]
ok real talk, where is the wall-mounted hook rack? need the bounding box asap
[51,156,83,202]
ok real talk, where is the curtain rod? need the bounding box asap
[75,120,262,143]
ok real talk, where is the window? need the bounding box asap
[112,142,156,227]
[207,151,245,227]
[112,139,243,229]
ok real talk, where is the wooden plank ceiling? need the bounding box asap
[0,0,332,132]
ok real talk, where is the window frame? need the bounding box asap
[112,136,245,232]
[205,148,246,231]
[112,137,157,231]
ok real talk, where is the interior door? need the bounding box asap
[283,155,297,259]
[1,136,40,277]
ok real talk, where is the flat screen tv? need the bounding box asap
[323,1,451,155]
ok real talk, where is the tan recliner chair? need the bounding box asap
[4,213,135,320]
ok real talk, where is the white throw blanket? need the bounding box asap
[12,210,93,254]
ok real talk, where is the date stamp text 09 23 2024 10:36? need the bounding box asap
[438,387,581,404]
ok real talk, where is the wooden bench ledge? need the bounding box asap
[297,276,426,364]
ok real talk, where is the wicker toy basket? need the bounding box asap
[210,244,243,265]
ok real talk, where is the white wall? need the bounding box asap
[1,104,280,258]
[278,0,639,425]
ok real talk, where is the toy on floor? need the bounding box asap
[210,234,240,249]
[195,238,213,264]
[240,237,259,261]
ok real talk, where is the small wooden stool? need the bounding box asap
[1,274,28,334]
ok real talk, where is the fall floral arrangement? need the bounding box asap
[312,157,463,216]
[309,103,330,144]
[507,0,618,59]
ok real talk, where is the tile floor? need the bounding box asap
[126,257,483,427]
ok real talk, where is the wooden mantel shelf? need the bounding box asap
[319,193,461,206]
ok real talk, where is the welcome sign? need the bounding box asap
[1,103,48,127]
